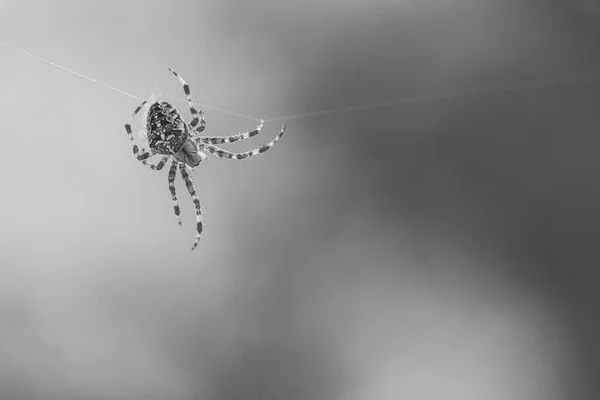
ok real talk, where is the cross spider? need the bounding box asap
[124,68,286,250]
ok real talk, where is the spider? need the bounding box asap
[124,68,286,250]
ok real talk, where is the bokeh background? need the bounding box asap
[1,0,600,399]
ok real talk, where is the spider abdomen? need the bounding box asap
[146,101,189,155]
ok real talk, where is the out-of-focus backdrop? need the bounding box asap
[1,0,600,399]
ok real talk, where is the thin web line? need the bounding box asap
[160,93,261,122]
[0,40,262,121]
[0,40,145,101]
[3,40,600,125]
[264,72,600,122]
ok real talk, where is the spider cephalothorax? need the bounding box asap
[124,68,286,250]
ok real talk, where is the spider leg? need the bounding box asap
[168,159,182,225]
[192,108,207,135]
[199,119,264,145]
[124,101,148,160]
[199,124,286,160]
[168,68,205,132]
[179,163,204,250]
[140,154,170,171]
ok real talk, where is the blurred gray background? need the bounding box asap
[1,0,600,399]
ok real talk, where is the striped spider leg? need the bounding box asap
[179,163,204,250]
[197,123,287,161]
[168,159,182,226]
[168,68,206,133]
[197,119,265,144]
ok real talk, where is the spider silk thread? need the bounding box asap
[0,40,263,122]
[262,72,600,122]
[3,40,600,124]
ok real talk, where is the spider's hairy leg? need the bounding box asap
[139,154,170,170]
[168,68,204,131]
[124,100,147,158]
[200,124,286,160]
[168,159,182,226]
[179,163,204,250]
[192,108,207,135]
[200,119,264,145]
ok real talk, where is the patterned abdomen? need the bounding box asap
[146,101,189,155]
